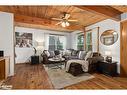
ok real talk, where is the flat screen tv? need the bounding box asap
[0,51,4,57]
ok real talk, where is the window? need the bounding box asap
[86,32,92,51]
[77,34,84,50]
[49,35,66,51]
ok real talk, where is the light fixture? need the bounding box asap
[113,32,117,35]
[61,22,66,27]
[37,41,44,50]
[105,51,112,62]
[105,51,111,56]
[66,21,70,26]
[61,21,70,27]
[37,41,43,46]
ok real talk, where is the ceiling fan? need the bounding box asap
[51,12,78,27]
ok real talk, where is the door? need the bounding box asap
[120,20,127,77]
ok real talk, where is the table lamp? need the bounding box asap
[37,41,43,46]
[37,41,44,53]
[105,51,112,62]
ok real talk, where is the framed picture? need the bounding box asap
[103,36,114,45]
[15,32,33,48]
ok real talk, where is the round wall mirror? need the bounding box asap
[100,30,118,46]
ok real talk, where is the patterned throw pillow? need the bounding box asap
[48,51,55,57]
[44,50,50,57]
[85,51,93,61]
[78,51,87,59]
[64,50,72,56]
[71,50,78,56]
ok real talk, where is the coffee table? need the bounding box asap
[47,58,65,69]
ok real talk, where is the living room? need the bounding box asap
[0,5,127,90]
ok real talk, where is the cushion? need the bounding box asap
[64,50,72,56]
[43,50,50,57]
[48,51,55,57]
[92,52,101,57]
[54,50,60,55]
[78,51,87,59]
[59,50,64,56]
[71,50,78,56]
[85,51,93,61]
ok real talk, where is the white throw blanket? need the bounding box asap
[65,59,89,72]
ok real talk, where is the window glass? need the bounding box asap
[49,35,66,51]
[86,32,92,51]
[77,34,84,50]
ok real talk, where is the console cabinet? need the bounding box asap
[97,61,118,77]
[31,56,39,64]
[0,57,10,80]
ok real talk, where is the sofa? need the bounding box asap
[41,49,104,76]
[67,52,104,76]
[41,49,78,64]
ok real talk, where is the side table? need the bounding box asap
[31,55,39,64]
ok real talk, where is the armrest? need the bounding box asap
[87,56,104,64]
[87,57,93,64]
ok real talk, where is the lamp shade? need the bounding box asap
[61,22,66,27]
[113,32,117,35]
[105,51,111,56]
[37,42,43,46]
[66,21,70,26]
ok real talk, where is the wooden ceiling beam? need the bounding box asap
[76,6,122,21]
[14,14,83,32]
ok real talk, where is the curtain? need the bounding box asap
[59,36,66,50]
[44,33,49,50]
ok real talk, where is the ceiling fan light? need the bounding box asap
[61,22,66,27]
[66,22,70,26]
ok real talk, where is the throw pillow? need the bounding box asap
[71,50,78,56]
[64,50,72,56]
[85,51,93,61]
[78,51,87,59]
[43,50,50,57]
[48,51,55,57]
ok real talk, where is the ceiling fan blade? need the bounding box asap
[64,14,70,19]
[51,18,63,21]
[55,21,62,25]
[68,19,78,22]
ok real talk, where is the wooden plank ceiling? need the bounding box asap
[0,6,124,32]
[112,5,127,12]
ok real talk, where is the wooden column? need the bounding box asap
[0,59,5,80]
[83,27,86,50]
[97,27,100,53]
[120,20,127,77]
[83,27,100,52]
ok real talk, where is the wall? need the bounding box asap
[15,19,121,73]
[86,19,120,73]
[70,30,98,51]
[0,12,14,76]
[70,30,82,50]
[15,26,71,64]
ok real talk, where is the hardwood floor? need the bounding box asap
[4,63,127,89]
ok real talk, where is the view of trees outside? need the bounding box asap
[77,32,92,51]
[77,34,84,50]
[49,35,63,51]
[57,37,63,50]
[86,32,92,51]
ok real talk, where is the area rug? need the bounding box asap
[44,65,94,89]
[0,80,12,90]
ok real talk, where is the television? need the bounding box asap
[0,51,4,57]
